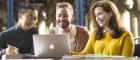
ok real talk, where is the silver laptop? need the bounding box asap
[33,34,70,58]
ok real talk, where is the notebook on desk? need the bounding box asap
[33,34,70,58]
[62,54,125,59]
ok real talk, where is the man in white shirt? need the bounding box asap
[50,2,89,52]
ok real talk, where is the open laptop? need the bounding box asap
[33,34,71,59]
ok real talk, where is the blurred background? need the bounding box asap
[0,0,140,43]
[0,0,140,57]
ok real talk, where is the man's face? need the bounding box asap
[19,10,38,30]
[56,8,73,29]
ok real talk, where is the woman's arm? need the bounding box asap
[121,32,134,57]
[72,32,95,55]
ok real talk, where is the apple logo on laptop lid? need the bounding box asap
[49,43,55,49]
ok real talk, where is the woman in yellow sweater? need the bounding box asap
[72,1,134,57]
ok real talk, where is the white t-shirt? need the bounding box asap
[53,25,77,51]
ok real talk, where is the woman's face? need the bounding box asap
[94,7,112,27]
[19,10,38,30]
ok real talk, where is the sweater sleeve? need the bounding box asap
[121,32,134,57]
[72,32,94,55]
[81,32,95,54]
[0,33,7,58]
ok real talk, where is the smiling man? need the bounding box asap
[50,2,89,52]
[0,4,38,58]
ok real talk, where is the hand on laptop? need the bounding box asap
[5,44,19,55]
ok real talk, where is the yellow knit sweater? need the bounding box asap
[73,31,134,57]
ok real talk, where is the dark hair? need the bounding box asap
[90,1,124,40]
[56,2,73,14]
[18,3,36,17]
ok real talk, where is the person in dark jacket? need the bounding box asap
[0,4,38,58]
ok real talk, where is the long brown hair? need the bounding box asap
[90,1,124,40]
